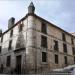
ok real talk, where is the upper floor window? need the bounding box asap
[63,43,67,53]
[41,23,47,34]
[54,40,59,51]
[71,38,74,45]
[1,36,3,42]
[19,24,23,32]
[8,40,12,50]
[0,46,1,53]
[55,54,58,64]
[72,47,75,55]
[6,55,11,67]
[64,56,68,65]
[62,33,66,41]
[74,56,75,64]
[41,35,47,48]
[42,52,47,62]
[10,29,13,37]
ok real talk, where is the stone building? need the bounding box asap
[0,2,75,74]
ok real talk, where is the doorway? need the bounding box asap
[16,55,21,74]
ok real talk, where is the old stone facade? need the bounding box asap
[0,2,75,74]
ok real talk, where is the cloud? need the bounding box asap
[0,0,75,33]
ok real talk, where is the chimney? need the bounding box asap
[28,2,35,14]
[8,17,15,29]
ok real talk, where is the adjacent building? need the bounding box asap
[0,2,75,74]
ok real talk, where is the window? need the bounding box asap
[10,29,13,37]
[55,54,58,64]
[41,23,47,34]
[63,43,67,53]
[19,24,23,32]
[71,38,74,45]
[0,46,2,53]
[8,40,12,50]
[1,36,3,42]
[54,40,59,51]
[42,52,47,62]
[74,57,75,64]
[62,33,66,41]
[41,35,47,48]
[64,56,67,65]
[6,55,11,67]
[72,47,75,55]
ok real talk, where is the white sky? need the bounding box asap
[0,0,75,33]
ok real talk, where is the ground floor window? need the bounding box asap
[55,54,58,64]
[6,55,11,67]
[42,52,47,62]
[64,56,67,65]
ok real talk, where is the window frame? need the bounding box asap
[72,47,75,55]
[62,33,66,41]
[41,35,47,48]
[6,55,11,67]
[63,43,67,53]
[64,56,68,65]
[10,29,13,37]
[0,46,1,53]
[19,24,23,32]
[8,40,12,50]
[54,40,59,51]
[42,52,47,62]
[41,23,47,34]
[55,54,59,64]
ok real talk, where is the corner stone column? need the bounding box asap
[25,15,36,73]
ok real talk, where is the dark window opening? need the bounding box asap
[54,40,59,51]
[19,24,23,32]
[41,23,47,34]
[8,40,12,50]
[41,35,47,48]
[42,52,47,62]
[74,57,75,64]
[63,43,67,53]
[72,47,75,55]
[62,33,66,41]
[64,56,67,65]
[10,29,13,37]
[1,36,3,42]
[0,46,1,53]
[71,38,74,45]
[55,54,58,64]
[6,55,11,67]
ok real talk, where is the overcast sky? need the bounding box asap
[0,0,75,33]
